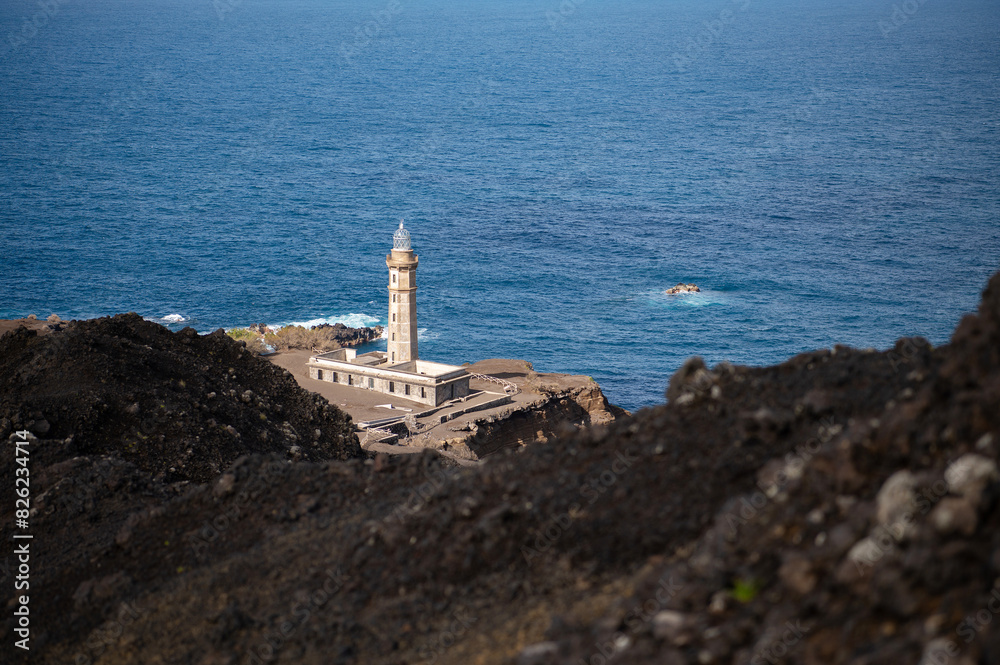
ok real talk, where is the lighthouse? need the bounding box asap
[306,220,471,406]
[386,220,418,364]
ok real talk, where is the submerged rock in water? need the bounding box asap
[665,282,701,294]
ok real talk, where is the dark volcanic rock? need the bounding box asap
[259,321,384,353]
[310,322,384,346]
[0,313,362,482]
[1,272,999,665]
[665,282,701,295]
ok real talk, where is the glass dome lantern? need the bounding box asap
[393,220,411,251]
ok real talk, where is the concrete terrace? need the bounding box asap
[269,351,546,457]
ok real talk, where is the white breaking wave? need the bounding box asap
[144,314,188,325]
[647,288,729,308]
[277,313,382,330]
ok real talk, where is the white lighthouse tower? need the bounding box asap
[386,220,418,364]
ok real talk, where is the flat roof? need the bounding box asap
[411,359,468,376]
[309,354,468,381]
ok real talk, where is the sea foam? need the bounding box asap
[143,314,189,325]
[277,313,382,330]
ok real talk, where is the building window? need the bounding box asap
[332,372,338,383]
[420,387,425,398]
[404,384,410,396]
[389,381,395,393]
[348,375,353,386]
[391,352,395,361]
[392,313,396,322]
[369,378,374,389]
[392,273,397,283]
[317,370,323,381]
[391,333,395,341]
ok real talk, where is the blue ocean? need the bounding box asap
[1,0,998,411]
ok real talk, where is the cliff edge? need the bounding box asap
[432,358,628,460]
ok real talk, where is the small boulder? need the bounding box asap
[930,497,978,536]
[653,610,693,644]
[944,454,998,507]
[665,283,701,295]
[517,642,559,665]
[875,470,917,528]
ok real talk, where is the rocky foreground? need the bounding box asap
[1,271,999,664]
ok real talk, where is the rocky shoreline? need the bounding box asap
[1,271,999,664]
[234,322,384,354]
